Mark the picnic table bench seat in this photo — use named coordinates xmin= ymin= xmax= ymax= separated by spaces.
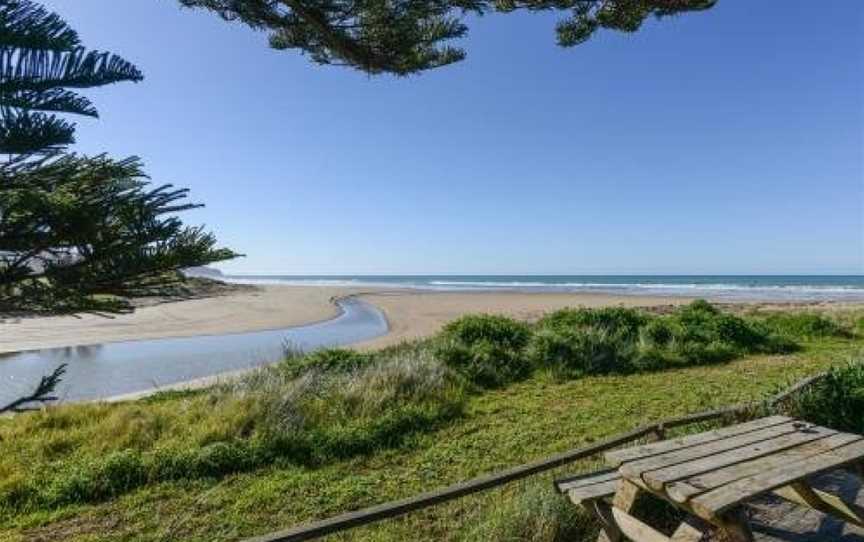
xmin=554 ymin=415 xmax=864 ymax=542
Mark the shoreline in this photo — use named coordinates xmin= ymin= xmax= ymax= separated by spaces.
xmin=0 ymin=285 xmax=358 ymax=354
xmin=3 ymin=284 xmax=861 ymax=355
xmin=3 ymin=286 xmax=844 ymax=403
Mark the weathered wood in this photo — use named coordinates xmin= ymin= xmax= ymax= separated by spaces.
xmin=555 ymin=467 xmax=619 ymax=493
xmin=664 ymin=432 xmax=862 ymax=503
xmin=611 ymin=507 xmax=674 ymax=542
xmin=605 ymin=416 xmax=791 ymax=467
xmin=640 ymin=426 xmax=838 ymax=492
xmin=593 ymin=500 xmax=623 ymax=542
xmin=566 ymin=480 xmax=619 ymax=504
xmin=690 ymin=439 xmax=864 ymax=520
xmin=619 ymin=422 xmax=803 ymax=480
xmin=773 ymin=481 xmax=864 ymax=527
xmin=613 ymin=478 xmax=642 ymax=512
xmin=669 ymin=517 xmax=707 ymax=542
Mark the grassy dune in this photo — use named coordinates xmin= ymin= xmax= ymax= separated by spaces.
xmin=1 ymin=303 xmax=862 ymax=541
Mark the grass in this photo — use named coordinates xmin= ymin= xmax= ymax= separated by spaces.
xmin=0 ymin=302 xmax=862 ymax=541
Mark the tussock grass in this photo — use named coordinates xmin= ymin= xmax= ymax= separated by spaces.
xmin=0 ymin=348 xmax=465 ymax=514
xmin=782 ymin=358 xmax=864 ymax=434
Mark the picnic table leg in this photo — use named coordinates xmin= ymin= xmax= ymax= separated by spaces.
xmin=669 ymin=516 xmax=706 ymax=541
xmin=592 ymin=501 xmax=623 ymax=542
xmin=592 ymin=480 xmax=643 ymax=542
xmin=773 ymin=480 xmax=864 ymax=527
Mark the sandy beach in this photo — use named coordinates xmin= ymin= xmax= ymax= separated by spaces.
xmin=0 ymin=283 xmax=700 ymax=354
xmin=0 ymin=285 xmax=354 ymax=353
xmin=5 ymin=283 xmax=857 ymax=355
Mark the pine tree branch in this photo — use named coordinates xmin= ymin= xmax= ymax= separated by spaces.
xmin=0 ymin=109 xmax=74 ymax=154
xmin=0 ymin=89 xmax=97 ymax=117
xmin=0 ymin=0 xmax=79 ymax=52
xmin=0 ymin=364 xmax=67 ymax=414
xmin=0 ymin=48 xmax=143 ymax=95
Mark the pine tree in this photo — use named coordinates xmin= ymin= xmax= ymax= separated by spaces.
xmin=0 ymin=1 xmax=238 ymax=412
xmin=179 ymin=0 xmax=717 ymax=76
xmin=0 ymin=0 xmax=143 ymax=153
xmin=0 ymin=1 xmax=238 ymax=314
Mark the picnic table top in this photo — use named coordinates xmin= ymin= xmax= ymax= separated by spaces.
xmin=603 ymin=415 xmax=864 ymax=522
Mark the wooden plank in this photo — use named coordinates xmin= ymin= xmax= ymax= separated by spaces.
xmin=690 ymin=438 xmax=864 ymax=520
xmin=640 ymin=425 xmax=838 ymax=491
xmin=774 ymin=482 xmax=864 ymax=527
xmin=605 ymin=416 xmax=791 ymax=467
xmin=612 ymin=478 xmax=642 ymax=512
xmin=665 ymin=432 xmax=862 ymax=503
xmin=610 ymin=507 xmax=673 ymax=542
xmin=555 ymin=468 xmax=619 ymax=493
xmin=669 ymin=518 xmax=706 ymax=542
xmin=566 ymin=480 xmax=619 ymax=504
xmin=620 ymin=421 xmax=804 ymax=480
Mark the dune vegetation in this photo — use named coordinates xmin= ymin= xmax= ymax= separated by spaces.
xmin=2 ymin=301 xmax=863 ymax=541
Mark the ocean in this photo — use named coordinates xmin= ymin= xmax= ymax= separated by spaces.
xmin=223 ymin=275 xmax=864 ymax=302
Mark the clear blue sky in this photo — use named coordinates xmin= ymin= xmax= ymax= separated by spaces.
xmin=44 ymin=1 xmax=863 ymax=275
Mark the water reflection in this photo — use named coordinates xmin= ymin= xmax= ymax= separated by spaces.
xmin=0 ymin=298 xmax=387 ymax=404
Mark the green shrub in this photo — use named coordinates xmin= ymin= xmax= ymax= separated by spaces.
xmin=672 ymin=340 xmax=739 ymax=365
xmin=435 ymin=315 xmax=532 ymax=387
xmin=639 ymin=318 xmax=675 ymax=347
xmin=786 ymin=361 xmax=864 ymax=434
xmin=762 ymin=312 xmax=850 ymax=340
xmin=280 ymin=348 xmax=373 ymax=377
xmin=669 ymin=300 xmax=794 ymax=357
xmin=528 ymin=327 xmax=634 ymax=379
xmin=441 ymin=314 xmax=531 ymax=349
xmin=538 ymin=307 xmax=647 ymax=338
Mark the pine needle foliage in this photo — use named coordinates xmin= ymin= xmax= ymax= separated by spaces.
xmin=179 ymin=0 xmax=717 ymax=75
xmin=0 ymin=0 xmax=143 ymax=153
xmin=0 ymin=2 xmax=237 ymax=314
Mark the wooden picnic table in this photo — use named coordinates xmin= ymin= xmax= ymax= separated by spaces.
xmin=556 ymin=415 xmax=864 ymax=541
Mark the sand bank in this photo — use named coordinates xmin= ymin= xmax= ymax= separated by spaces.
xmin=0 ymin=285 xmax=355 ymax=353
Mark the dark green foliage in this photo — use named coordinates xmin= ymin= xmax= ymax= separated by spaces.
xmin=537 ymin=306 xmax=647 ymax=338
xmin=668 ymin=301 xmax=796 ymax=358
xmin=786 ymin=361 xmax=864 ymax=434
xmin=528 ymin=301 xmax=800 ymax=380
xmin=180 ymin=0 xmax=717 ymax=75
xmin=761 ymin=312 xmax=850 ymax=340
xmin=435 ymin=314 xmax=532 ymax=387
xmin=0 ymin=155 xmax=237 ymax=312
xmin=0 ymin=2 xmax=237 ymax=314
xmin=0 ymin=1 xmax=143 ymax=154
xmin=528 ymin=327 xmax=632 ymax=378
xmin=281 ymin=348 xmax=372 ymax=377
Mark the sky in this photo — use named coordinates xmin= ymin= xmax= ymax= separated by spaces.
xmin=43 ymin=0 xmax=864 ymax=275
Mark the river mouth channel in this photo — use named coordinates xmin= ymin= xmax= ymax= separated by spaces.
xmin=0 ymin=297 xmax=388 ymax=404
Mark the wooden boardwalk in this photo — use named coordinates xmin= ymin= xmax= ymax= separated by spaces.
xmin=751 ymin=470 xmax=864 ymax=541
